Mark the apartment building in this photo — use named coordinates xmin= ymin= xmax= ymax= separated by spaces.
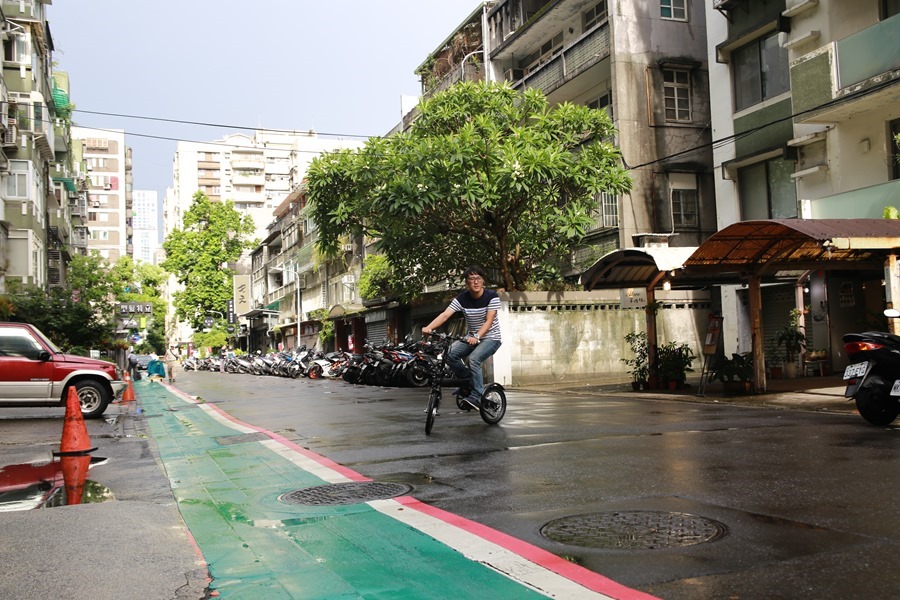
xmin=483 ymin=0 xmax=716 ymax=253
xmin=166 ymin=130 xmax=364 ymax=349
xmin=132 ymin=189 xmax=159 ymax=265
xmin=168 ymin=130 xmax=363 ymax=242
xmin=1 ymin=1 xmax=86 ymax=292
xmin=706 ymin=0 xmax=900 ymax=361
xmin=71 ymin=127 xmax=131 ymax=261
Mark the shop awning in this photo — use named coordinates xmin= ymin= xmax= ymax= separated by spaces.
xmin=683 ymin=218 xmax=900 ymax=275
xmin=52 ymin=177 xmax=77 ymax=193
xmin=581 ymin=246 xmax=698 ymax=290
xmin=327 ymin=304 xmax=368 ymax=320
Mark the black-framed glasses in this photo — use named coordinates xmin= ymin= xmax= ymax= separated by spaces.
xmin=466 ymin=276 xmax=484 ymax=283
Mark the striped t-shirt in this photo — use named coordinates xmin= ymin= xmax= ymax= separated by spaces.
xmin=449 ymin=289 xmax=501 ymax=341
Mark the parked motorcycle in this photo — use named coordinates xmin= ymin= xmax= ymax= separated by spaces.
xmin=842 ymin=308 xmax=900 ymax=425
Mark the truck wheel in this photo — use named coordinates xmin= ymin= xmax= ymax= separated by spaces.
xmin=74 ymin=381 xmax=110 ymax=419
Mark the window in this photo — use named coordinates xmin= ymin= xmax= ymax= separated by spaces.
xmin=3 ymin=33 xmax=28 ymax=63
xmin=588 ymin=91 xmax=614 ymax=120
xmin=884 ymin=0 xmax=900 ymax=19
xmin=0 ymin=329 xmax=44 ymax=359
xmin=584 ymin=1 xmax=608 ymax=30
xmin=90 ymin=230 xmax=110 ymax=241
xmin=5 ymin=160 xmax=30 ymax=199
xmin=733 ymin=32 xmax=790 ymax=111
xmin=661 ymin=0 xmax=687 ymax=20
xmin=594 ymin=191 xmax=619 ymax=228
xmin=524 ymin=32 xmax=563 ymax=74
xmin=663 ymin=69 xmax=691 ymax=122
xmin=669 ymin=174 xmax=698 ymax=227
xmin=738 ymin=158 xmax=797 ymax=219
xmin=890 ymin=118 xmax=900 ymax=180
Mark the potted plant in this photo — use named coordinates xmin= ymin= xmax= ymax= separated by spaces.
xmin=657 ymin=341 xmax=695 ymax=389
xmin=775 ymin=309 xmax=807 ymax=378
xmin=711 ymin=352 xmax=754 ymax=394
xmin=621 ymin=331 xmax=649 ymax=390
xmin=765 ymin=337 xmax=783 ymax=379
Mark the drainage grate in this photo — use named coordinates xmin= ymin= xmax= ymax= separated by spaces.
xmin=541 ymin=511 xmax=728 ymax=550
xmin=280 ymin=482 xmax=413 ymax=506
xmin=214 ymin=432 xmax=270 ymax=446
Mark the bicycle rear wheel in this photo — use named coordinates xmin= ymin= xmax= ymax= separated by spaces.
xmin=479 ymin=384 xmax=506 ymax=425
xmin=425 ymin=390 xmax=440 ymax=434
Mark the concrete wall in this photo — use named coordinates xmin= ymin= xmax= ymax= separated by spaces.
xmin=493 ymin=290 xmax=714 ymax=386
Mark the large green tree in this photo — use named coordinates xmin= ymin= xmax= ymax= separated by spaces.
xmin=306 ymin=81 xmax=631 ymax=295
xmin=161 ymin=192 xmax=255 ymax=329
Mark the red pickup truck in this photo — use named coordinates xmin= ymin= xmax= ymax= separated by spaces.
xmin=0 ymin=322 xmax=126 ymax=418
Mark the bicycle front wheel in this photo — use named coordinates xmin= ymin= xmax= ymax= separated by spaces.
xmin=425 ymin=390 xmax=440 ymax=435
xmin=479 ymin=384 xmax=506 ymax=425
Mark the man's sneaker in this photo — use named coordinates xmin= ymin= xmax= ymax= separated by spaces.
xmin=462 ymin=394 xmax=481 ymax=409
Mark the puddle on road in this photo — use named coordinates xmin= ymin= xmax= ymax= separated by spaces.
xmin=0 ymin=456 xmax=115 ymax=511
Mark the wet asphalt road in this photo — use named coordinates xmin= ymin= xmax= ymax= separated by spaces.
xmin=173 ymin=369 xmax=900 ymax=600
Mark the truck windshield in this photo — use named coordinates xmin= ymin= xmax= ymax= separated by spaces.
xmin=30 ymin=326 xmax=62 ymax=354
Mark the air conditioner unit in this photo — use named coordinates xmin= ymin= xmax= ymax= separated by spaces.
xmin=91 ymin=201 xmax=100 ymax=208
xmin=503 ymin=68 xmax=524 ymax=81
xmin=104 ymin=184 xmax=111 ymax=190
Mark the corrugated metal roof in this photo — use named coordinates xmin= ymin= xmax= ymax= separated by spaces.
xmin=582 ymin=219 xmax=900 ymax=291
xmin=581 ymin=246 xmax=697 ymax=290
xmin=684 ymin=219 xmax=900 ymax=274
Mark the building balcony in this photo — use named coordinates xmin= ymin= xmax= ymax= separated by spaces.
xmin=232 ymin=190 xmax=265 ymax=203
xmin=33 ymin=116 xmax=55 ymax=161
xmin=802 ymin=179 xmax=900 ymax=219
xmin=231 ymin=158 xmax=266 ymax=170
xmin=234 ymin=173 xmax=265 ymax=186
xmin=510 ymin=22 xmax=610 ymax=98
xmin=53 ymin=119 xmax=70 ymax=153
xmin=791 ymin=13 xmax=900 ymax=124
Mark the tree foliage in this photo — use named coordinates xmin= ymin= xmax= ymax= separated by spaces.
xmin=2 ymin=282 xmax=111 ymax=354
xmin=357 ymin=254 xmax=395 ymax=301
xmin=161 ymin=192 xmax=256 ymax=329
xmin=306 ymin=81 xmax=631 ymax=295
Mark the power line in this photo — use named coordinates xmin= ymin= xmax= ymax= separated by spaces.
xmin=71 ymin=108 xmax=376 ymax=140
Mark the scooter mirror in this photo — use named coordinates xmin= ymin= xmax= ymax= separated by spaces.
xmin=884 ymin=308 xmax=900 ymax=318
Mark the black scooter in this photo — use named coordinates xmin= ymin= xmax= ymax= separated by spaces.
xmin=842 ymin=308 xmax=900 ymax=426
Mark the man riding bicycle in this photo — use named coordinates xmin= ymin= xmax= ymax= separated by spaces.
xmin=422 ymin=265 xmax=502 ymax=409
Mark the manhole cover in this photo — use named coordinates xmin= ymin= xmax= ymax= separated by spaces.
xmin=280 ymin=482 xmax=413 ymax=506
xmin=214 ymin=432 xmax=270 ymax=446
xmin=541 ymin=511 xmax=727 ymax=550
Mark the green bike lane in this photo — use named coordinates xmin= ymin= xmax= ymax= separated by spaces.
xmin=137 ymin=381 xmax=656 ymax=599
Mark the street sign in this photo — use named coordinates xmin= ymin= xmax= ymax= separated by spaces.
xmin=226 ymin=325 xmax=235 ymax=333
xmin=203 ymin=317 xmax=215 ymax=327
xmin=130 ymin=334 xmax=142 ymax=343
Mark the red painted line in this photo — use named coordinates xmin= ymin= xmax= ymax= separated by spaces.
xmin=201 ymin=399 xmax=371 ymax=483
xmin=393 ymin=496 xmax=658 ymax=600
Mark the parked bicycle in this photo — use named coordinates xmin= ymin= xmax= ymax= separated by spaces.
xmin=422 ymin=332 xmax=506 ymax=435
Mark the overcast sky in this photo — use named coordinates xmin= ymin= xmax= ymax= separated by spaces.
xmin=49 ymin=1 xmax=481 ymax=200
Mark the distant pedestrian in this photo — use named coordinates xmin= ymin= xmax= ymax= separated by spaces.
xmin=164 ymin=343 xmax=179 ymax=383
xmin=220 ymin=346 xmax=227 ymax=373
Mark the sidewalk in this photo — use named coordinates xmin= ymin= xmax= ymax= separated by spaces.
xmin=514 ymin=374 xmax=855 ymax=415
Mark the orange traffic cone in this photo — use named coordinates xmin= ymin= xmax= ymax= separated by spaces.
xmin=60 ymin=454 xmax=92 ymax=505
xmin=120 ymin=372 xmax=135 ymax=403
xmin=53 ymin=386 xmax=98 ymax=456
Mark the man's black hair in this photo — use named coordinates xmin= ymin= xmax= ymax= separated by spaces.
xmin=463 ymin=265 xmax=487 ymax=281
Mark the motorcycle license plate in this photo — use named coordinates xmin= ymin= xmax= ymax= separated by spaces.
xmin=891 ymin=380 xmax=900 ymax=397
xmin=843 ymin=362 xmax=868 ymax=380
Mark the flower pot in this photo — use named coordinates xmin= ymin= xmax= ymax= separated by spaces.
xmin=784 ymin=362 xmax=797 ymax=379
xmin=667 ymin=380 xmax=677 ymax=390
xmin=770 ymin=366 xmax=782 ymax=379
